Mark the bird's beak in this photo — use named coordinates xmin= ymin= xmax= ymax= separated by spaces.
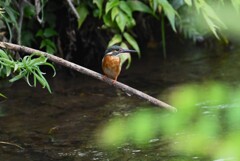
xmin=120 ymin=49 xmax=137 ymax=54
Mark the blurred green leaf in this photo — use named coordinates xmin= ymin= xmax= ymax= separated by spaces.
xmin=103 ymin=12 xmax=115 ymax=27
xmin=108 ymin=34 xmax=122 ymax=47
xmin=93 ymin=0 xmax=104 ymax=17
xmin=106 ymin=0 xmax=119 ymax=14
xmin=128 ymin=110 xmax=156 ymax=143
xmin=119 ymin=1 xmax=132 ymax=17
xmin=231 ymin=0 xmax=240 ymax=11
xmin=98 ymin=118 xmax=126 ymax=146
xmin=0 ymin=93 xmax=6 ymax=98
xmin=40 ymin=39 xmax=56 ymax=54
xmin=149 ymin=0 xmax=158 ymax=12
xmin=116 ymin=11 xmax=126 ymax=32
xmin=184 ymin=0 xmax=192 ymax=6
xmin=126 ymin=0 xmax=152 ymax=14
xmin=77 ymin=4 xmax=89 ymax=28
xmin=123 ymin=32 xmax=140 ymax=54
xmin=46 ymin=46 xmax=55 ymax=54
xmin=120 ymin=42 xmax=131 ymax=69
xmin=43 ymin=28 xmax=58 ymax=37
xmin=36 ymin=29 xmax=44 ymax=37
xmin=24 ymin=4 xmax=35 ymax=18
xmin=111 ymin=7 xmax=119 ymax=21
xmin=0 ymin=49 xmax=9 ymax=59
xmin=158 ymin=0 xmax=178 ymax=32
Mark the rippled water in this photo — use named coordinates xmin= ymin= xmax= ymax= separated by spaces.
xmin=1 ymin=43 xmax=239 ymax=160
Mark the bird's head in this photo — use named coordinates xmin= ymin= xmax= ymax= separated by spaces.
xmin=104 ymin=45 xmax=137 ymax=56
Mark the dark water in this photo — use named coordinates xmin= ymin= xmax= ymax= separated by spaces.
xmin=0 ymin=43 xmax=239 ymax=161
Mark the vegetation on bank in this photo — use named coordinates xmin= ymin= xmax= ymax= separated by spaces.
xmin=0 ymin=0 xmax=239 ymax=92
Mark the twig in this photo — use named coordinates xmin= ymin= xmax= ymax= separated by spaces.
xmin=0 ymin=141 xmax=24 ymax=150
xmin=66 ymin=0 xmax=80 ymax=19
xmin=0 ymin=42 xmax=177 ymax=112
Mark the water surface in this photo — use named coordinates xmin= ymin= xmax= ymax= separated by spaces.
xmin=0 ymin=43 xmax=239 ymax=160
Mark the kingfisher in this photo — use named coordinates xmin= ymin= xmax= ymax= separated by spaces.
xmin=102 ymin=45 xmax=137 ymax=82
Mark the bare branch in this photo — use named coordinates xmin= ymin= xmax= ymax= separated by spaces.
xmin=66 ymin=0 xmax=80 ymax=19
xmin=0 ymin=141 xmax=24 ymax=150
xmin=0 ymin=42 xmax=177 ymax=112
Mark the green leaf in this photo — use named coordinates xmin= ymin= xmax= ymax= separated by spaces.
xmin=29 ymin=56 xmax=46 ymax=66
xmin=93 ymin=0 xmax=104 ymax=17
xmin=0 ymin=93 xmax=6 ymax=98
xmin=111 ymin=7 xmax=119 ymax=21
xmin=36 ymin=29 xmax=44 ymax=37
xmin=0 ymin=57 xmax=14 ymax=66
xmin=4 ymin=6 xmax=18 ymax=28
xmin=105 ymin=0 xmax=119 ymax=14
xmin=108 ymin=34 xmax=122 ymax=47
xmin=119 ymin=1 xmax=132 ymax=17
xmin=14 ymin=63 xmax=18 ymax=72
xmin=43 ymin=28 xmax=58 ymax=37
xmin=44 ymin=62 xmax=56 ymax=77
xmin=0 ymin=49 xmax=9 ymax=59
xmin=116 ymin=11 xmax=127 ymax=32
xmin=203 ymin=13 xmax=219 ymax=39
xmin=158 ymin=0 xmax=178 ymax=32
xmin=46 ymin=46 xmax=55 ymax=54
xmin=103 ymin=12 xmax=113 ymax=27
xmin=123 ymin=32 xmax=140 ymax=55
xmin=126 ymin=0 xmax=152 ymax=14
xmin=232 ymin=0 xmax=240 ymax=11
xmin=126 ymin=16 xmax=136 ymax=28
xmin=149 ymin=0 xmax=158 ymax=12
xmin=77 ymin=4 xmax=89 ymax=28
xmin=40 ymin=39 xmax=56 ymax=53
xmin=120 ymin=42 xmax=131 ymax=69
xmin=24 ymin=3 xmax=36 ymax=18
xmin=184 ymin=0 xmax=192 ymax=6
xmin=5 ymin=66 xmax=11 ymax=76
xmin=9 ymin=71 xmax=26 ymax=82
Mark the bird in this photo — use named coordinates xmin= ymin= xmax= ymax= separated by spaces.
xmin=102 ymin=45 xmax=137 ymax=83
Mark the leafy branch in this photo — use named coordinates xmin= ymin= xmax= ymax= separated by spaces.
xmin=0 ymin=49 xmax=56 ymax=93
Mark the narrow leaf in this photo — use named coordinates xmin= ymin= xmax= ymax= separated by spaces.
xmin=108 ymin=34 xmax=122 ymax=47
xmin=93 ymin=0 xmax=104 ymax=17
xmin=120 ymin=42 xmax=131 ymax=69
xmin=158 ymin=0 xmax=178 ymax=32
xmin=149 ymin=0 xmax=158 ymax=12
xmin=0 ymin=49 xmax=9 ymax=59
xmin=123 ymin=32 xmax=140 ymax=55
xmin=0 ymin=93 xmax=6 ymax=98
xmin=9 ymin=71 xmax=26 ymax=82
xmin=126 ymin=0 xmax=152 ymax=14
xmin=77 ymin=4 xmax=89 ymax=28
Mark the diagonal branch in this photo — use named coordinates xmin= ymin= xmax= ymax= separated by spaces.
xmin=0 ymin=141 xmax=24 ymax=149
xmin=0 ymin=42 xmax=177 ymax=112
xmin=66 ymin=0 xmax=80 ymax=19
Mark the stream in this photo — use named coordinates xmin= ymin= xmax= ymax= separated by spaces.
xmin=0 ymin=42 xmax=239 ymax=161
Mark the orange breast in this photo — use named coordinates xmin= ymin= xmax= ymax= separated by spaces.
xmin=102 ymin=55 xmax=121 ymax=80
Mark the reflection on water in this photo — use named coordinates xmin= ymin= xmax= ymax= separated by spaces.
xmin=0 ymin=43 xmax=240 ymax=160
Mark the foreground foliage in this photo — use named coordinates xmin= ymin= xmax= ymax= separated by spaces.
xmin=97 ymin=82 xmax=240 ymax=160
